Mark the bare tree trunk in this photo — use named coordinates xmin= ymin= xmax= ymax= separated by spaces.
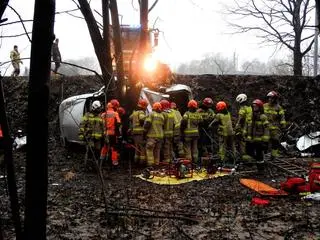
xmin=78 ymin=0 xmax=113 ymax=88
xmin=293 ymin=50 xmax=303 ymax=76
xmin=24 ymin=0 xmax=55 ymax=239
xmin=110 ymin=0 xmax=125 ymax=101
xmin=293 ymin=1 xmax=303 ymax=76
xmin=140 ymin=0 xmax=149 ymax=56
xmin=102 ymin=0 xmax=114 ymax=95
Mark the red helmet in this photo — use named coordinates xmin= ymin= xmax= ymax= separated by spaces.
xmin=160 ymin=99 xmax=170 ymax=110
xmin=216 ymin=101 xmax=227 ymax=112
xmin=170 ymin=102 xmax=177 ymax=109
xmin=252 ymin=99 xmax=264 ymax=108
xmin=187 ymin=100 xmax=198 ymax=109
xmin=110 ymin=99 xmax=120 ymax=109
xmin=267 ymin=91 xmax=278 ymax=98
xmin=137 ymin=99 xmax=148 ymax=109
xmin=117 ymin=107 xmax=126 ymax=115
xmin=152 ymin=102 xmax=162 ymax=111
xmin=203 ymin=97 xmax=213 ymax=107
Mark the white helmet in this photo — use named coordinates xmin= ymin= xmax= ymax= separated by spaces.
xmin=91 ymin=100 xmax=101 ymax=111
xmin=267 ymin=91 xmax=278 ymax=98
xmin=236 ymin=93 xmax=247 ymax=103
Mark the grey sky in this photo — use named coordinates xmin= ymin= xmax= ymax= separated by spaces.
xmin=0 ymin=0 xmax=298 ymax=75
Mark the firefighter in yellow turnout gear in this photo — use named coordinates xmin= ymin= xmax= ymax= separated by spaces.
xmin=209 ymin=101 xmax=235 ymax=164
xmin=144 ymin=102 xmax=164 ymax=166
xmin=160 ymin=100 xmax=176 ymax=162
xmin=171 ymin=102 xmax=184 ymax=157
xmin=244 ymin=99 xmax=270 ymax=170
xmin=181 ymin=100 xmax=202 ymax=163
xmin=197 ymin=98 xmax=215 ymax=158
xmin=79 ymin=101 xmax=105 ymax=161
xmin=235 ymin=93 xmax=252 ymax=161
xmin=129 ymin=99 xmax=148 ymax=165
xmin=263 ymin=91 xmax=286 ymax=159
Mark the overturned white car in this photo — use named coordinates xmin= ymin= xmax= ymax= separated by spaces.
xmin=59 ymin=84 xmax=192 ymax=146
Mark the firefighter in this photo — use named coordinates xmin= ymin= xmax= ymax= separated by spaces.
xmin=10 ymin=45 xmax=23 ymax=77
xmin=181 ymin=100 xmax=202 ymax=163
xmin=144 ymin=102 xmax=164 ymax=166
xmin=100 ymin=102 xmax=121 ymax=165
xmin=160 ymin=99 xmax=175 ymax=162
xmin=79 ymin=101 xmax=104 ymax=163
xmin=209 ymin=101 xmax=235 ymax=164
xmin=110 ymin=99 xmax=120 ymax=111
xmin=244 ymin=99 xmax=270 ymax=170
xmin=117 ymin=106 xmax=127 ymax=141
xmin=171 ymin=102 xmax=184 ymax=157
xmin=129 ymin=99 xmax=148 ymax=165
xmin=197 ymin=97 xmax=215 ymax=158
xmin=263 ymin=91 xmax=286 ymax=159
xmin=235 ymin=93 xmax=252 ymax=161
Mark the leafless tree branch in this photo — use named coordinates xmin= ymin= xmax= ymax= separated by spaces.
xmin=213 ymin=59 xmax=225 ymax=75
xmin=301 ymin=34 xmax=315 ymax=42
xmin=94 ymin=9 xmax=102 ymax=18
xmin=72 ymin=0 xmax=80 ymax=9
xmin=8 ymin=5 xmax=31 ymax=42
xmin=66 ymin=11 xmax=85 ymax=20
xmin=302 ymin=38 xmax=314 ymax=56
xmin=148 ymin=0 xmax=159 ymax=12
xmin=0 ymin=32 xmax=32 ymax=38
xmin=0 ymin=19 xmax=33 ymax=27
xmin=55 ymin=8 xmax=80 ymax=15
xmin=131 ymin=0 xmax=139 ymax=11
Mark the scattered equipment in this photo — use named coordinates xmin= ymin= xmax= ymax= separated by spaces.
xmin=240 ymin=178 xmax=288 ymax=196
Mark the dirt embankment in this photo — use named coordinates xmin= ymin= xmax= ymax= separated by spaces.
xmin=175 ymin=74 xmax=320 ymax=123
xmin=3 ymin=74 xmax=320 ymax=131
xmin=1 ymin=75 xmax=320 ymax=239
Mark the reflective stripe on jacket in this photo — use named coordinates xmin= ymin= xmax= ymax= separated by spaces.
xmin=235 ymin=105 xmax=252 ymax=133
xmin=144 ymin=112 xmax=164 ymax=138
xmin=172 ymin=109 xmax=182 ymax=135
xmin=129 ymin=110 xmax=146 ymax=135
xmin=163 ymin=110 xmax=175 ymax=137
xmin=79 ymin=112 xmax=104 ymax=140
xmin=244 ymin=113 xmax=270 ymax=142
xmin=101 ymin=108 xmax=121 ymax=136
xmin=263 ymin=103 xmax=286 ymax=129
xmin=181 ymin=111 xmax=202 ymax=137
xmin=215 ymin=112 xmax=234 ymax=137
xmin=197 ymin=108 xmax=215 ymax=127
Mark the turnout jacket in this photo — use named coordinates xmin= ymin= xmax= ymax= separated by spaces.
xmin=79 ymin=112 xmax=104 ymax=141
xmin=244 ymin=112 xmax=270 ymax=142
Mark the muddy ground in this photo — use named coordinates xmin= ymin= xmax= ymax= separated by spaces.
xmin=0 ymin=75 xmax=320 ymax=239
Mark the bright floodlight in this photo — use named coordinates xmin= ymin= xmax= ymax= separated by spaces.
xmin=143 ymin=56 xmax=157 ymax=72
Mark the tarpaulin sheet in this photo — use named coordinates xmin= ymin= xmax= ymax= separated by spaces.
xmin=135 ymin=169 xmax=229 ymax=185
